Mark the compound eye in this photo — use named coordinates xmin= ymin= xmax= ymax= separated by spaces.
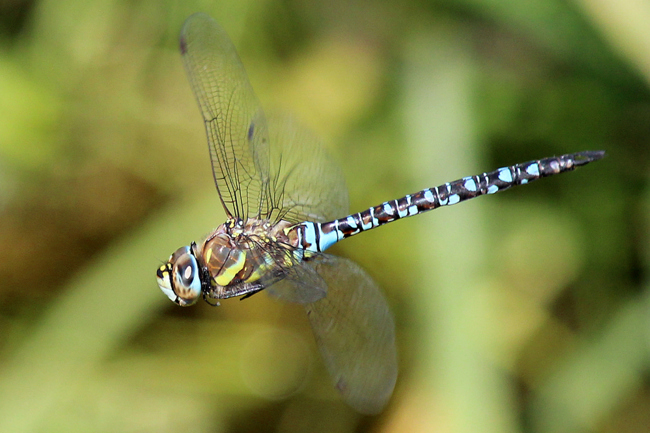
xmin=172 ymin=252 xmax=202 ymax=306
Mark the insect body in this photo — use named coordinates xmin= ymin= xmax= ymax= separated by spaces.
xmin=156 ymin=12 xmax=604 ymax=414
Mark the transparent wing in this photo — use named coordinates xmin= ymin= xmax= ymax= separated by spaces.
xmin=266 ymin=114 xmax=349 ymax=223
xmin=253 ymin=245 xmax=329 ymax=304
xmin=270 ymin=255 xmax=397 ymax=414
xmin=181 ymin=14 xmax=348 ymax=223
xmin=180 ymin=13 xmax=270 ymax=220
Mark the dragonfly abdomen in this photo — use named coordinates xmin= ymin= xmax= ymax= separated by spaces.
xmin=296 ymin=151 xmax=604 ymax=253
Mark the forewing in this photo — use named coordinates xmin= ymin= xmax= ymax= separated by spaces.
xmin=180 ymin=13 xmax=270 ymax=219
xmin=265 ymin=114 xmax=349 ymax=224
xmin=305 ymin=255 xmax=397 ymax=414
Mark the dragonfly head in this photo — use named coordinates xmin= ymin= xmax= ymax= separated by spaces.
xmin=157 ymin=243 xmax=202 ymax=306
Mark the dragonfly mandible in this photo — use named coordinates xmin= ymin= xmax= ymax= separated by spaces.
xmin=156 ymin=12 xmax=605 ymax=414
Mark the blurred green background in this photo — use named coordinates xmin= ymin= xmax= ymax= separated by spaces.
xmin=0 ymin=0 xmax=648 ymax=432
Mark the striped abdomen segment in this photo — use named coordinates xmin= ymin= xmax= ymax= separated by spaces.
xmin=295 ymin=151 xmax=604 ymax=253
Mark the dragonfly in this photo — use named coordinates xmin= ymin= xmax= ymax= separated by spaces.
xmin=156 ymin=12 xmax=604 ymax=414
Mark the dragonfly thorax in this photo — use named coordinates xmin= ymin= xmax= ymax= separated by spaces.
xmin=157 ymin=218 xmax=302 ymax=306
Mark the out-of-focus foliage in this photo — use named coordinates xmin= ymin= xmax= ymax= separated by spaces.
xmin=0 ymin=0 xmax=648 ymax=432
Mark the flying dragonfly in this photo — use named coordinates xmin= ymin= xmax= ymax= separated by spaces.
xmin=156 ymin=12 xmax=604 ymax=414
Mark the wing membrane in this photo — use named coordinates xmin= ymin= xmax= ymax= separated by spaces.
xmin=181 ymin=14 xmax=348 ymax=224
xmin=269 ymin=255 xmax=397 ymax=414
xmin=307 ymin=255 xmax=396 ymax=414
xmin=266 ymin=114 xmax=348 ymax=223
xmin=180 ymin=13 xmax=270 ymax=219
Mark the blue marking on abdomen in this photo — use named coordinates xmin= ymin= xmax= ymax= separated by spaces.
xmin=463 ymin=177 xmax=477 ymax=192
xmin=526 ymin=163 xmax=540 ymax=176
xmin=498 ymin=167 xmax=513 ymax=183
